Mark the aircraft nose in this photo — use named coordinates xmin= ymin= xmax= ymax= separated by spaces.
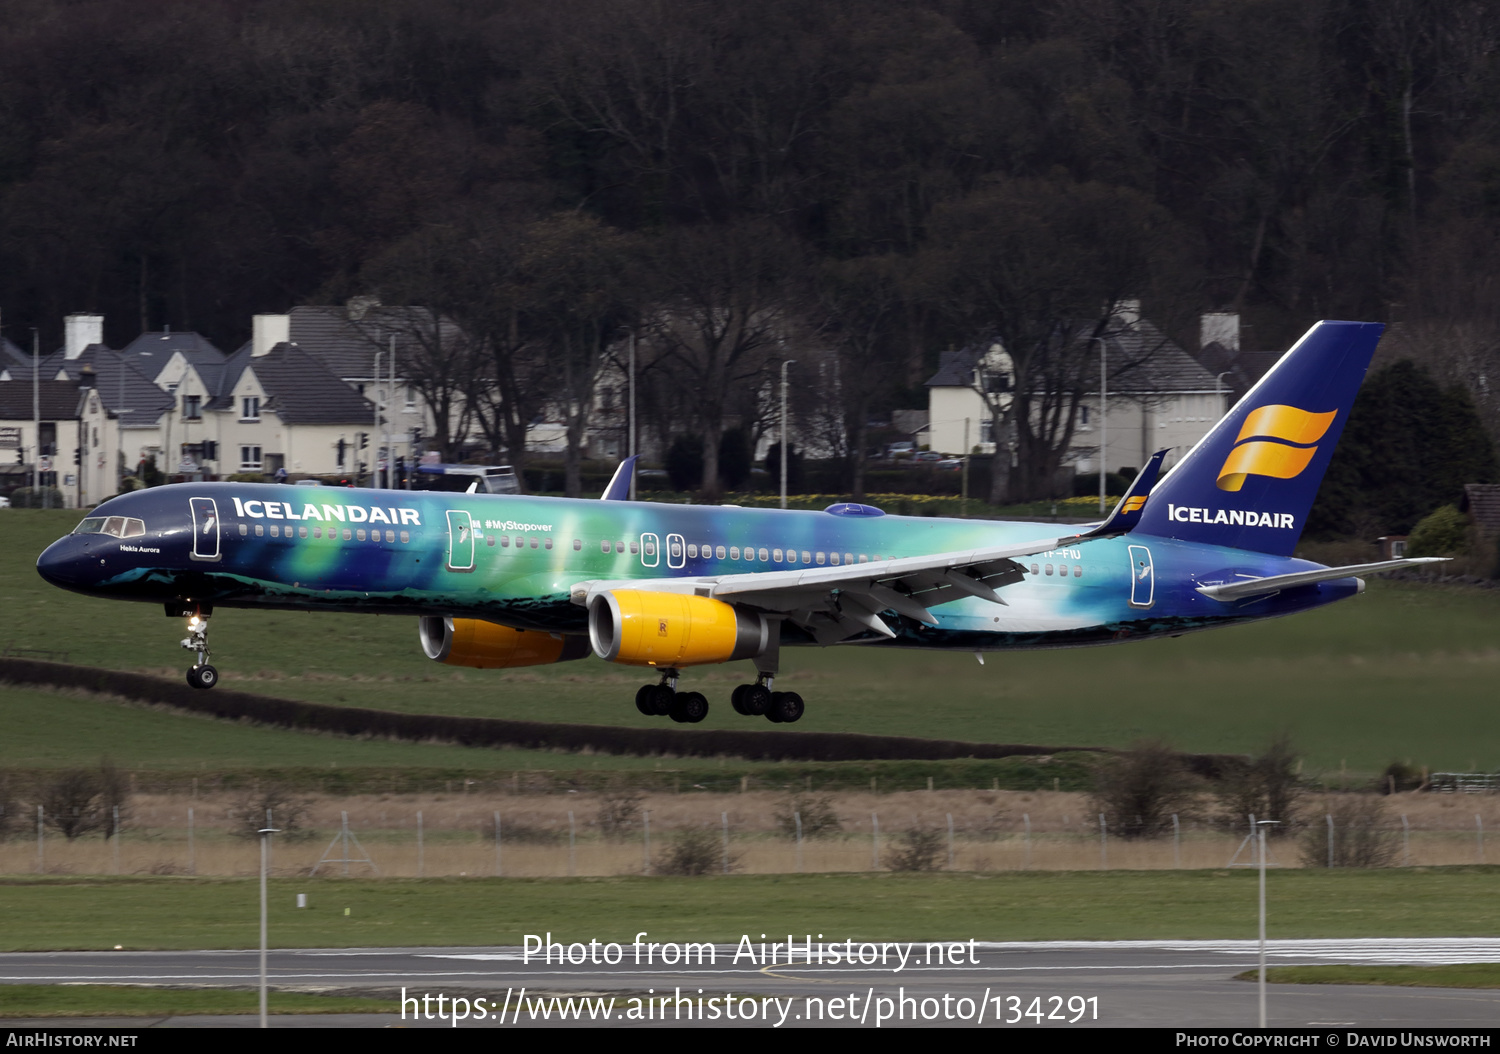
xmin=36 ymin=537 xmax=87 ymax=588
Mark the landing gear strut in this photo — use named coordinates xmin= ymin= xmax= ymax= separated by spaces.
xmin=729 ymin=622 xmax=803 ymax=723
xmin=177 ymin=606 xmax=218 ymax=690
xmin=633 ymin=669 xmax=708 ymax=723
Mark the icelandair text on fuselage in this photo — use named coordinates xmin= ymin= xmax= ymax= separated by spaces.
xmin=231 ymin=496 xmax=420 ymax=526
xmin=1167 ymin=504 xmax=1295 ymax=529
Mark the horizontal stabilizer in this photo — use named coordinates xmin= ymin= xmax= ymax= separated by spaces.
xmin=1196 ymin=557 xmax=1449 ymax=602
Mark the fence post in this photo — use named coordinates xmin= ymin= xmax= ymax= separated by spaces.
xmin=795 ymin=812 xmax=803 ymax=873
xmin=643 ymin=811 xmax=650 ymax=875
xmin=1401 ymin=814 xmax=1410 ymax=867
xmin=1099 ymin=813 xmax=1108 ymax=869
xmin=494 ymin=811 xmax=502 ymax=876
xmin=36 ymin=806 xmax=43 ymax=874
xmin=568 ymin=810 xmax=576 ymax=877
xmin=112 ymin=806 xmax=121 ymax=875
xmin=1478 ymin=815 xmax=1485 ymax=864
xmin=722 ymin=811 xmax=729 ymax=874
xmin=417 ymin=810 xmax=424 ymax=878
xmin=871 ymin=812 xmax=879 ymax=870
xmin=1023 ymin=813 xmax=1031 ymax=870
xmin=1327 ymin=814 xmax=1335 ymax=868
xmin=1172 ymin=814 xmax=1181 ymax=868
xmin=947 ymin=813 xmax=955 ymax=871
xmin=189 ymin=807 xmax=195 ymax=876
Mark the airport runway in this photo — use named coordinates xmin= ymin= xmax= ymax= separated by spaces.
xmin=3 ymin=939 xmax=1500 ymax=1027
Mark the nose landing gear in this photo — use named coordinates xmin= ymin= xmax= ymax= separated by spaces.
xmin=174 ymin=604 xmax=218 ymax=690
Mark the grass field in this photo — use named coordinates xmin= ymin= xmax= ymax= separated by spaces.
xmin=1249 ymin=965 xmax=1500 ymax=989
xmin=2 ymin=868 xmax=1500 ymax=950
xmin=6 ymin=509 xmax=1500 ymax=774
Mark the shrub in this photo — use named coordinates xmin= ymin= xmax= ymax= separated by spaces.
xmin=1407 ymin=504 xmax=1470 ymax=557
xmin=596 ymin=786 xmax=644 ymax=839
xmin=1298 ymin=796 xmax=1401 ymax=868
xmin=36 ymin=760 xmax=129 ymax=841
xmin=8 ymin=487 xmax=66 ymax=509
xmin=1089 ymin=740 xmax=1203 ymax=839
xmin=887 ymin=828 xmax=945 ymax=871
xmin=658 ymin=827 xmax=732 ymax=876
xmin=774 ymin=794 xmax=841 ymax=838
xmin=1216 ymin=733 xmax=1305 ymax=836
xmin=229 ymin=784 xmax=314 ymax=841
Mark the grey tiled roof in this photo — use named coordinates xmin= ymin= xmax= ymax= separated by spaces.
xmin=288 ymin=304 xmax=461 ymax=379
xmin=236 ymin=343 xmax=374 ymax=425
xmin=926 ymin=319 xmax=1217 ymax=395
xmin=28 ymin=347 xmax=175 ymax=424
xmin=0 ymin=379 xmax=88 ymax=419
xmin=120 ymin=331 xmax=226 ymax=382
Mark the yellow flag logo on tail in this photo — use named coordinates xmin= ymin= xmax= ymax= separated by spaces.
xmin=1121 ymin=496 xmax=1147 ymax=514
xmin=1216 ymin=405 xmax=1337 ymax=492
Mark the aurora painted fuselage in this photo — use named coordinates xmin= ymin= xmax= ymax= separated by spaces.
xmin=36 ymin=481 xmax=1356 ymax=652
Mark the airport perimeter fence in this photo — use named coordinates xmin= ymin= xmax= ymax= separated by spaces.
xmin=2 ymin=799 xmax=1497 ymax=878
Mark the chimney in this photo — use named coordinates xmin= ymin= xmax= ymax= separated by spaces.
xmin=1200 ymin=312 xmax=1240 ymax=353
xmin=252 ymin=314 xmax=290 ymax=357
xmin=65 ymin=314 xmax=103 ymax=360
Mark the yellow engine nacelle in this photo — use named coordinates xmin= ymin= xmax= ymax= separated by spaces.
xmin=419 ymin=617 xmax=590 ymax=669
xmin=587 ymin=589 xmax=769 ymax=668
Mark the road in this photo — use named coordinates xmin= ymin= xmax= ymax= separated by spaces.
xmin=3 ymin=939 xmax=1499 ymax=1027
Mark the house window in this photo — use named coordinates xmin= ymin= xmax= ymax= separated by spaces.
xmin=241 ymin=397 xmax=260 ymax=422
xmin=404 ymin=386 xmax=415 ymax=411
xmin=183 ymin=395 xmax=201 ymax=420
xmin=240 ymin=445 xmax=262 ymax=469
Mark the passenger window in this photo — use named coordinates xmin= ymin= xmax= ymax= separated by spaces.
xmin=357 ymin=529 xmax=367 ymax=541
xmin=342 ymin=529 xmax=352 ymax=541
xmin=830 ymin=553 xmax=840 ymax=566
xmin=401 ymin=531 xmax=410 ymax=544
xmin=1031 ymin=563 xmax=1039 ymax=575
xmin=730 ymin=546 xmax=740 ymax=560
xmin=816 ymin=552 xmax=826 ymax=565
xmin=1073 ymin=566 xmax=1082 ymax=578
xmin=758 ymin=548 xmax=769 ymax=562
xmin=386 ymin=530 xmax=396 ymax=543
xmin=573 ymin=538 xmax=581 ymax=551
xmin=773 ymin=549 xmax=783 ymax=562
xmin=844 ymin=553 xmax=853 ymax=565
xmin=545 ymin=538 xmax=553 ymax=550
xmin=502 ymin=536 xmax=511 ymax=547
xmin=271 ymin=525 xmax=281 ymax=538
xmin=688 ymin=544 xmax=698 ymax=558
xmin=486 ymin=535 xmax=495 ymax=546
xmin=239 ymin=524 xmax=248 ymax=537
xmin=630 ymin=542 xmax=639 ymax=555
xmin=859 ymin=554 xmax=868 ymax=563
xmin=529 ymin=538 xmax=538 ymax=549
xmin=299 ymin=526 xmax=308 ymax=539
xmin=801 ymin=551 xmax=811 ymax=564
xmin=1044 ymin=564 xmax=1052 ymax=575
xmin=255 ymin=524 xmax=264 ymax=537
xmin=716 ymin=545 xmax=727 ymax=559
xmin=1057 ymin=563 xmax=1066 ymax=576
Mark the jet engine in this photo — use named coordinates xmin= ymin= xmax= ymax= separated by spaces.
xmin=419 ymin=617 xmax=590 ymax=669
xmin=587 ymin=589 xmax=769 ymax=668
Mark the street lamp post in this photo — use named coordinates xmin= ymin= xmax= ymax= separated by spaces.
xmin=1257 ymin=819 xmax=1280 ymax=1028
xmin=780 ymin=359 xmax=796 ymax=510
xmin=258 ymin=813 xmax=281 ymax=1028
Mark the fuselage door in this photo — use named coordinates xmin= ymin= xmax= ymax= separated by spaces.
xmin=666 ymin=533 xmax=685 ymax=570
xmin=1127 ymin=544 xmax=1154 ymax=608
xmin=640 ymin=532 xmax=661 ymax=569
xmin=446 ymin=510 xmax=475 ymax=572
xmin=189 ymin=497 xmax=220 ymax=562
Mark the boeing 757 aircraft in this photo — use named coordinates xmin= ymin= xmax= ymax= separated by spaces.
xmin=36 ymin=320 xmax=1441 ymax=725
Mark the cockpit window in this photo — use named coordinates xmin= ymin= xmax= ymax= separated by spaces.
xmin=72 ymin=516 xmax=146 ymax=538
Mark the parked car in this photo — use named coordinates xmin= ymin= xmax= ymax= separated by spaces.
xmin=912 ymin=450 xmax=944 ymax=462
xmin=885 ymin=441 xmax=916 ymax=458
xmin=935 ymin=458 xmax=964 ymax=471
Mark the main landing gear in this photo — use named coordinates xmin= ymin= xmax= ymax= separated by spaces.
xmin=632 ymin=673 xmax=804 ymax=725
xmin=173 ymin=604 xmax=218 ymax=690
xmin=634 ymin=669 xmax=709 ymax=724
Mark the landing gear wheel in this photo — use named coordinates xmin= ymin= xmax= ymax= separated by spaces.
xmin=635 ymin=684 xmax=658 ymax=716
xmin=730 ymin=684 xmax=748 ymax=715
xmin=670 ymin=691 xmax=708 ymax=724
xmin=648 ymin=684 xmax=675 ymax=716
xmin=738 ymin=684 xmax=770 ymax=716
xmin=187 ymin=664 xmax=218 ymax=690
xmin=768 ymin=690 xmax=804 ymax=724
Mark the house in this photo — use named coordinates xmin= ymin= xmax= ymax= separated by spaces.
xmin=0 ymin=370 xmax=118 ymax=507
xmin=925 ymin=304 xmax=1224 ymax=478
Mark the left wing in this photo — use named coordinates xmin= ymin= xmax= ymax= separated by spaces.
xmin=573 ymin=531 xmax=1078 ymax=644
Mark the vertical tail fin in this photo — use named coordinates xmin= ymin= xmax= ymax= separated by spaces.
xmin=1133 ymin=320 xmax=1384 ymax=556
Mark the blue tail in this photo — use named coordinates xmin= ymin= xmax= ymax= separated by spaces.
xmin=1134 ymin=320 xmax=1385 ymax=556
